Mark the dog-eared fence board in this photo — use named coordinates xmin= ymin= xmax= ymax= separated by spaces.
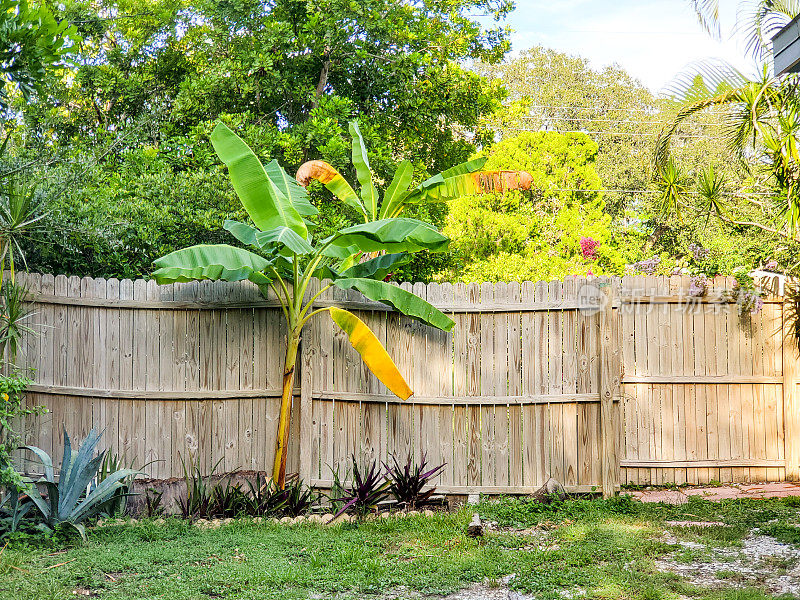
xmin=13 ymin=271 xmax=798 ymax=493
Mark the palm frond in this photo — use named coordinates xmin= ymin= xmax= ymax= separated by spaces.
xmin=689 ymin=0 xmax=722 ymax=39
xmin=655 ymin=88 xmax=745 ymax=168
xmin=736 ymin=0 xmax=800 ymax=61
xmin=656 ymin=59 xmax=763 ymax=169
xmin=662 ymin=58 xmax=749 ymax=101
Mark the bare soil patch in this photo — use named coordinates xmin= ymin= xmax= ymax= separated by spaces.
xmin=656 ymin=532 xmax=800 ymax=596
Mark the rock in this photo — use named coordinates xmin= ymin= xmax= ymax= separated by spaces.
xmin=380 ymin=511 xmax=392 ymax=519
xmin=291 ymin=515 xmax=305 ymax=524
xmin=467 ymin=513 xmax=483 ymax=538
xmin=467 ymin=494 xmax=480 ymax=505
xmin=280 ymin=516 xmax=292 ymax=524
xmin=253 ymin=517 xmax=263 ymax=523
xmin=423 ymin=509 xmax=435 ymax=517
xmin=406 ymin=510 xmax=419 ymax=517
xmin=531 ymin=478 xmax=568 ymax=504
xmin=308 ymin=514 xmax=322 ymax=524
xmin=221 ymin=518 xmax=233 ymax=524
xmin=320 ymin=513 xmax=334 ymax=524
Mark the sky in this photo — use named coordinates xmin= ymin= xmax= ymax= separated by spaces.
xmin=495 ymin=0 xmax=760 ymax=93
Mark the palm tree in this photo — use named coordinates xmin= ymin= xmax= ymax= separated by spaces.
xmin=655 ymin=65 xmax=800 ymax=239
xmin=655 ymin=3 xmax=800 ymax=239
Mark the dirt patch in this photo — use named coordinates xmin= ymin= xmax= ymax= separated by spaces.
xmin=655 ymin=533 xmax=800 ymax=596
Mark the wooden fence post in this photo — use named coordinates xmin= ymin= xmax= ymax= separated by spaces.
xmin=600 ymin=280 xmax=620 ymax=497
xmin=783 ymin=300 xmax=800 ymax=481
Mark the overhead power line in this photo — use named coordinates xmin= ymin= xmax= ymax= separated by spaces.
xmin=505 ymin=127 xmax=722 ymax=139
xmin=531 ymin=187 xmax=772 ymax=196
xmin=519 ymin=116 xmax=722 ymax=127
xmin=520 ymin=104 xmax=732 ymax=114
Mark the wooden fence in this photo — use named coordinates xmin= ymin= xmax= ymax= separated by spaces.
xmin=11 ymin=272 xmax=799 ymax=494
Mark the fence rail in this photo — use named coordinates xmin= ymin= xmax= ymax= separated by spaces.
xmin=13 ymin=271 xmax=799 ymax=494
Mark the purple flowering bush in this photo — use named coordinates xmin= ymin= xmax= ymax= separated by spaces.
xmin=631 ymin=256 xmax=661 ymax=275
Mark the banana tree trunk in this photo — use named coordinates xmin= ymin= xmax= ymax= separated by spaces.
xmin=272 ymin=333 xmax=301 ymax=488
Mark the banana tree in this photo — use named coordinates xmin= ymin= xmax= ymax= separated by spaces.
xmin=152 ymin=123 xmax=455 ymax=488
xmin=296 ymin=121 xmax=534 ymax=225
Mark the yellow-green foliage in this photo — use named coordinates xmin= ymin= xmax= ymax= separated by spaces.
xmin=438 ymin=132 xmax=626 ymax=283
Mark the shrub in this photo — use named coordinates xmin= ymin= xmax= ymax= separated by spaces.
xmin=178 ymin=456 xmax=315 ymax=519
xmin=384 ymin=453 xmax=445 ymax=510
xmin=331 ymin=456 xmax=390 ymax=518
xmin=0 ymin=372 xmax=35 ymax=490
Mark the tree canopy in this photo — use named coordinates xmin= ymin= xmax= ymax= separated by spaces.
xmin=438 ymin=131 xmax=628 ymax=283
xmin=30 ymin=0 xmax=511 ymax=173
xmin=0 ymin=0 xmax=78 ymax=115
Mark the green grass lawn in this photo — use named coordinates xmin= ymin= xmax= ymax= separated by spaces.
xmin=2 ymin=495 xmax=800 ymax=600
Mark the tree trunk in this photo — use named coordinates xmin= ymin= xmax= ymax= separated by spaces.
xmin=311 ymin=49 xmax=331 ymax=111
xmin=272 ymin=334 xmax=301 ymax=488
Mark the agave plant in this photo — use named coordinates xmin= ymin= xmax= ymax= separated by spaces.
xmin=153 ymin=123 xmax=459 ymax=488
xmin=296 ymin=121 xmax=533 ymax=224
xmin=22 ymin=429 xmax=139 ymax=539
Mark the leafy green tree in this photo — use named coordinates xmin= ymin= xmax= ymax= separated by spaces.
xmin=13 ymin=0 xmax=512 ymax=281
xmin=33 ymin=0 xmax=510 ymax=172
xmin=437 ymin=131 xmax=628 ymax=283
xmin=472 ymin=46 xmax=736 ymax=221
xmin=0 ymin=0 xmax=78 ymax=114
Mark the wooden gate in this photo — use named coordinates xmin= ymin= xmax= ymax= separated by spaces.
xmin=618 ymin=275 xmax=797 ymax=485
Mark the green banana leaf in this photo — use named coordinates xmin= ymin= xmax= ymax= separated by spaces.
xmin=210 ymin=123 xmax=307 ymax=238
xmin=326 ymin=218 xmax=449 ymax=254
xmin=341 ymin=252 xmax=411 ymax=280
xmin=153 ymin=244 xmax=272 ymax=285
xmin=257 ymin=226 xmax=315 ymax=255
xmin=349 ymin=121 xmax=379 ymax=219
xmin=379 ymin=160 xmax=414 ymax=218
xmin=223 ymin=221 xmax=314 ymax=255
xmin=401 ymin=157 xmax=488 ymax=205
xmin=333 ymin=277 xmax=454 ymax=332
xmin=435 ymin=157 xmax=488 ymax=180
xmin=264 ymin=159 xmax=318 ymax=217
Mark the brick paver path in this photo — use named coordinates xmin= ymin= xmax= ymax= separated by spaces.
xmin=629 ymin=482 xmax=800 ymax=504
